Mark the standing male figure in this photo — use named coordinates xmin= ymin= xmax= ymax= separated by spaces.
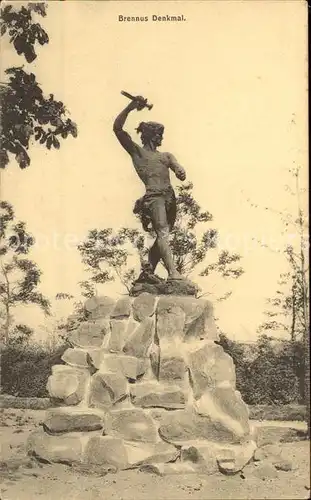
xmin=113 ymin=95 xmax=186 ymax=282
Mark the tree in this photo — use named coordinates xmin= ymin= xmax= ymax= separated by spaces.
xmin=254 ymin=167 xmax=308 ymax=339
xmin=55 ymin=287 xmax=93 ymax=342
xmin=9 ymin=323 xmax=34 ymax=346
xmin=78 ymin=182 xmax=244 ymax=297
xmin=0 ymin=201 xmax=51 ymax=343
xmin=0 ymin=3 xmax=77 ymax=169
xmin=252 ymin=166 xmax=309 ymax=428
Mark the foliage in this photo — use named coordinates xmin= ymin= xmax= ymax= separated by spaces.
xmin=78 ymin=182 xmax=244 ymax=296
xmin=1 ymin=342 xmax=67 ymax=397
xmin=8 ymin=323 xmax=34 ymax=346
xmin=253 ymin=166 xmax=309 ymax=414
xmin=259 ymin=244 xmax=308 ymax=342
xmin=0 ymin=3 xmax=78 ymax=169
xmin=218 ymin=333 xmax=302 ymax=405
xmin=1 ymin=3 xmax=49 ymax=63
xmin=55 ymin=291 xmax=88 ymax=342
xmin=0 ymin=201 xmax=51 ymax=342
xmin=78 ymin=227 xmax=147 ymax=293
xmin=243 ymin=335 xmax=300 ymax=405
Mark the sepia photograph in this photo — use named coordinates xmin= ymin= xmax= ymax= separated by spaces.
xmin=0 ymin=1 xmax=309 ymax=499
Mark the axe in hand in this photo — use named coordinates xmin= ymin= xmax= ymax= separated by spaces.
xmin=121 ymin=90 xmax=153 ymax=110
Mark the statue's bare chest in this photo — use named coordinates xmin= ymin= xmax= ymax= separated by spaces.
xmin=132 ymin=149 xmax=169 ymax=177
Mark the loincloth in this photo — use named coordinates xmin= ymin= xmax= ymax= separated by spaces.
xmin=133 ymin=187 xmax=177 ymax=232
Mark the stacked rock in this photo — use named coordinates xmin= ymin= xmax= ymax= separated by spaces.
xmin=27 ymin=293 xmax=256 ymax=475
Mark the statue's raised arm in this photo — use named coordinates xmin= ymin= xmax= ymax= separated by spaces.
xmin=113 ymin=95 xmax=146 ymax=155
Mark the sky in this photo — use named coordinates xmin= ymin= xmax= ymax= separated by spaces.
xmin=0 ymin=0 xmax=308 ymax=341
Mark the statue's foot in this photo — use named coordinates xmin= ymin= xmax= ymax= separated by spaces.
xmin=167 ymin=272 xmax=184 ymax=281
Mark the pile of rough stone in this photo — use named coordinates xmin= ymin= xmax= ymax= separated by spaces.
xmin=27 ymin=293 xmax=258 ymax=475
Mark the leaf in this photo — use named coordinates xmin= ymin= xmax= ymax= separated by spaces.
xmin=24 ymin=46 xmax=37 ymax=63
xmin=55 ymin=292 xmax=74 ymax=300
xmin=28 ymin=3 xmax=47 ymax=17
xmin=46 ymin=136 xmax=53 ymax=150
xmin=52 ymin=136 xmax=60 ymax=149
xmin=38 ymin=116 xmax=50 ymax=125
xmin=0 ymin=23 xmax=7 ymax=36
xmin=37 ymin=27 xmax=49 ymax=45
xmin=15 ymin=149 xmax=30 ymax=169
xmin=39 ymin=133 xmax=46 ymax=144
xmin=70 ymin=122 xmax=78 ymax=138
xmin=13 ymin=36 xmax=25 ymax=56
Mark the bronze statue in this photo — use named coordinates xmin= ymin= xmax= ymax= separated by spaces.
xmin=113 ymin=93 xmax=194 ymax=292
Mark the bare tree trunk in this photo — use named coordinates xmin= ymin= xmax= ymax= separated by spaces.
xmin=4 ymin=302 xmax=10 ymax=343
xmin=290 ymin=287 xmax=296 ymax=342
xmin=1 ymin=264 xmax=11 ymax=343
xmin=295 ymin=170 xmax=309 ymax=436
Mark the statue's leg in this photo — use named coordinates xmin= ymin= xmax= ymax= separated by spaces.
xmin=148 ymin=240 xmax=161 ymax=273
xmin=149 ymin=198 xmax=182 ymax=279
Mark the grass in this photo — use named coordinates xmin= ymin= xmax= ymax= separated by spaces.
xmin=248 ymin=404 xmax=306 ymax=422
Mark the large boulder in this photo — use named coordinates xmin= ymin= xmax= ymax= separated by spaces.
xmin=47 ymin=365 xmax=89 ymax=406
xmin=159 ymin=345 xmax=187 ymax=385
xmin=27 ymin=429 xmax=84 ymax=464
xmin=123 ymin=317 xmax=154 ymax=357
xmin=156 ymin=304 xmax=185 ymax=341
xmin=61 ymin=348 xmax=90 ymax=369
xmin=158 ymin=404 xmax=249 ymax=445
xmin=104 ymin=408 xmax=158 ymax=443
xmin=131 ymin=381 xmax=186 ymax=409
xmin=107 ymin=319 xmax=128 ymax=352
xmin=157 ymin=296 xmax=217 ymax=340
xmin=68 ymin=320 xmax=109 ymax=348
xmin=83 ymin=436 xmax=128 ymax=469
xmin=185 ymin=302 xmax=219 ymax=341
xmin=215 ymin=440 xmax=257 ymax=474
xmin=132 ymin=293 xmax=157 ymax=322
xmin=88 ymin=371 xmax=128 ymax=409
xmin=84 ymin=296 xmax=116 ymax=320
xmin=43 ymin=409 xmax=103 ymax=434
xmin=111 ymin=296 xmax=131 ymax=319
xmin=187 ymin=341 xmax=236 ymax=398
xmin=83 ymin=437 xmax=179 ymax=470
xmin=194 ymin=388 xmax=250 ymax=442
xmin=99 ymin=353 xmax=147 ymax=381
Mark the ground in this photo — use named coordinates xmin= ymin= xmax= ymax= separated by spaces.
xmin=0 ymin=409 xmax=310 ymax=500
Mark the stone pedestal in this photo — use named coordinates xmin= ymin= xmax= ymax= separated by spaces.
xmin=27 ymin=293 xmax=256 ymax=475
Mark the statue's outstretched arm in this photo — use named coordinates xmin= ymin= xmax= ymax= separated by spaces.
xmin=113 ymin=103 xmax=137 ymax=154
xmin=167 ymin=153 xmax=186 ymax=181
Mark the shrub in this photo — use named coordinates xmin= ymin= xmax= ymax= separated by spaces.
xmin=1 ymin=343 xmax=67 ymax=397
xmin=217 ymin=333 xmax=301 ymax=405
